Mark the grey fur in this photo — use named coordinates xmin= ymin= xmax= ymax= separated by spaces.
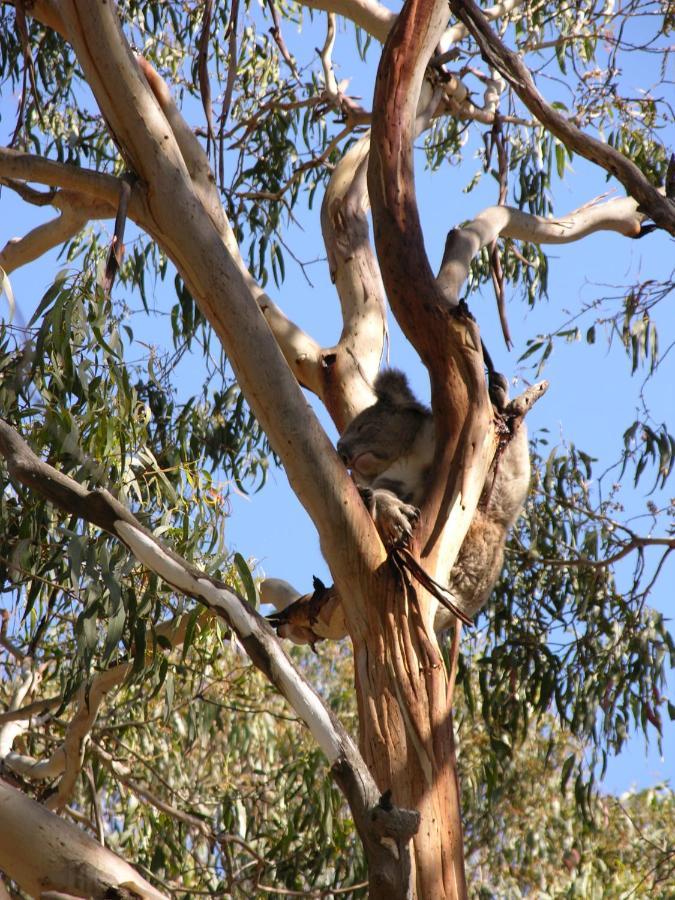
xmin=337 ymin=368 xmax=530 ymax=627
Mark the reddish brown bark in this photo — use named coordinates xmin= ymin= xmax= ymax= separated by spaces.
xmin=363 ymin=0 xmax=493 ymax=896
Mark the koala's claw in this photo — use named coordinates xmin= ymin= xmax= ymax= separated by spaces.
xmin=369 ymin=489 xmax=419 ymax=547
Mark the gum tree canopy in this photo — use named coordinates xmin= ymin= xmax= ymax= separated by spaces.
xmin=0 ymin=1 xmax=673 ymax=898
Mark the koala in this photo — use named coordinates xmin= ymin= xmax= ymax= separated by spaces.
xmin=337 ymin=368 xmax=530 ymax=627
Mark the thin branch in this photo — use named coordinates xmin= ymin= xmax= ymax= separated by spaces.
xmin=90 ymin=742 xmax=211 ymax=836
xmin=538 ymin=534 xmax=675 ymax=571
xmin=196 ymin=0 xmax=216 ymax=155
xmin=0 ymin=696 xmax=60 ymax=725
xmin=102 ymin=176 xmax=132 ymax=295
xmin=266 ymin=0 xmax=301 ymax=82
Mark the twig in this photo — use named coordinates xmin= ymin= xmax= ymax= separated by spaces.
xmin=196 ymin=0 xmax=216 ymax=155
xmin=266 ymin=0 xmax=301 ymax=82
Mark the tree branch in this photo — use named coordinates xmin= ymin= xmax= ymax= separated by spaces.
xmin=300 ymin=0 xmax=395 ymax=42
xmin=0 ymin=780 xmax=170 ymax=899
xmin=449 ymin=0 xmax=675 ymax=236
xmin=1 ymin=0 xmax=66 ymax=37
xmin=53 ymin=0 xmax=386 ymax=635
xmin=0 ymin=418 xmax=419 ymax=894
xmin=0 ymin=186 xmax=111 ymax=274
xmin=319 ymin=133 xmax=387 ymax=429
xmin=0 ymin=669 xmax=42 ymax=764
xmin=369 ymin=0 xmax=494 ymax=584
xmin=0 ymin=147 xmax=129 ymax=207
xmin=437 ymin=195 xmax=647 ymax=300
xmin=297 ymin=0 xmax=526 ymax=48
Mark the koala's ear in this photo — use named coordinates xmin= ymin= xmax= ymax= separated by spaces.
xmin=374 ymin=369 xmax=429 ymax=414
xmin=374 ymin=369 xmax=416 ymax=405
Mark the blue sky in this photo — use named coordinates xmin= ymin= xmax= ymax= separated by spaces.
xmin=1 ymin=6 xmax=673 ymax=795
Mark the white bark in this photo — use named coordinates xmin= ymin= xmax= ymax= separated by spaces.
xmin=438 ymin=195 xmax=647 ymax=300
xmin=297 ymin=0 xmax=526 ymax=47
xmin=0 ymin=780 xmax=169 ymax=899
xmin=0 ymin=189 xmax=101 ymax=275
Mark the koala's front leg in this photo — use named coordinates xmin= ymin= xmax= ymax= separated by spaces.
xmin=360 ymin=486 xmax=419 ymax=547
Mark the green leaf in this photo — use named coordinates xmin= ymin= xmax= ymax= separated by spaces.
xmin=234 ymin=552 xmax=257 ymax=608
xmin=28 ymin=270 xmax=69 ymax=326
xmin=103 ymin=600 xmax=126 ymax=663
xmin=561 ymin=754 xmax=575 ymax=791
xmin=181 ymin=607 xmax=202 ymax=661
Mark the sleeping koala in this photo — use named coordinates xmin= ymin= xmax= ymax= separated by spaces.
xmin=265 ymin=367 xmax=530 ymax=639
xmin=336 ymin=368 xmax=530 ymax=627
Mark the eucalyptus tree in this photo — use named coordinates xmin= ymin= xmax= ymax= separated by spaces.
xmin=0 ymin=1 xmax=673 ymax=898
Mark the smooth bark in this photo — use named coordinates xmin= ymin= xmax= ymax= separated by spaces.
xmin=0 ymin=780 xmax=169 ymax=899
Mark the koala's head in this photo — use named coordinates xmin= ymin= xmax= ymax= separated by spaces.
xmin=337 ymin=370 xmax=429 ymax=479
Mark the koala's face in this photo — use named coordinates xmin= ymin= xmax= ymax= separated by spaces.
xmin=337 ymin=401 xmax=425 ymax=479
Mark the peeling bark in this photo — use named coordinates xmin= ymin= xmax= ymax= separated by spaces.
xmin=366 ymin=1 xmax=485 ymax=895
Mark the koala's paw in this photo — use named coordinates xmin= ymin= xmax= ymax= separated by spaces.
xmin=368 ymin=488 xmax=419 ymax=547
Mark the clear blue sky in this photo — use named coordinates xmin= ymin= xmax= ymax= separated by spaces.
xmin=1 ymin=7 xmax=673 ymax=795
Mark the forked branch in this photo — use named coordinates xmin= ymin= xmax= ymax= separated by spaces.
xmin=369 ymin=0 xmax=493 ymax=574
